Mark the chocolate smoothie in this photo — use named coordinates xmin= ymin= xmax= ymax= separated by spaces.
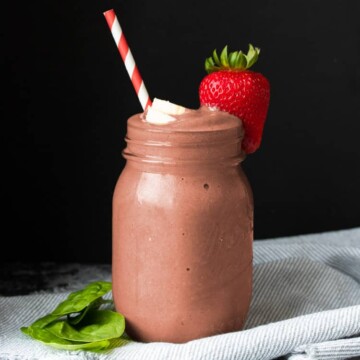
xmin=112 ymin=106 xmax=253 ymax=343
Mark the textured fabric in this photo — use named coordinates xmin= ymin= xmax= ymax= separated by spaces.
xmin=1 ymin=227 xmax=360 ymax=360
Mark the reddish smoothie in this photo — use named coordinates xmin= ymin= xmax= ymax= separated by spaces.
xmin=112 ymin=106 xmax=253 ymax=343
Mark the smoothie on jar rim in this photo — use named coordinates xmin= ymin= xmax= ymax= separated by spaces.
xmin=112 ymin=44 xmax=270 ymax=343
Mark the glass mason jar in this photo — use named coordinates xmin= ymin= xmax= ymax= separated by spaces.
xmin=112 ymin=108 xmax=253 ymax=343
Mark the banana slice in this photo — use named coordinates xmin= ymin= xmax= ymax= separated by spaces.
xmin=152 ymin=98 xmax=186 ymax=115
xmin=145 ymin=98 xmax=186 ymax=125
xmin=146 ymin=106 xmax=176 ymax=125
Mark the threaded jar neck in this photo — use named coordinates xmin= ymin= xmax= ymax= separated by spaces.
xmin=123 ymin=111 xmax=246 ymax=168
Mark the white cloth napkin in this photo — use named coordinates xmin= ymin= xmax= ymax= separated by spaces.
xmin=1 ymin=227 xmax=360 ymax=360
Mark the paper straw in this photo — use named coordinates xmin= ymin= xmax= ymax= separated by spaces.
xmin=103 ymin=9 xmax=152 ymax=111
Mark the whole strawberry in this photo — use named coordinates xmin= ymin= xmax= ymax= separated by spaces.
xmin=199 ymin=44 xmax=270 ymax=154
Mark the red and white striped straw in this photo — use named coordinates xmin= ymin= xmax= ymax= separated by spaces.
xmin=103 ymin=9 xmax=152 ymax=111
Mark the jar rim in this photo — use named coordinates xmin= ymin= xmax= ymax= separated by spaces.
xmin=122 ymin=110 xmax=246 ymax=166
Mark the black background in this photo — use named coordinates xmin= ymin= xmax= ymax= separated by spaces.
xmin=2 ymin=1 xmax=359 ymax=263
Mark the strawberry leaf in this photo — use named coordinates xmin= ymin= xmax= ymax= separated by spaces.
xmin=220 ymin=46 xmax=229 ymax=67
xmin=236 ymin=51 xmax=247 ymax=69
xmin=205 ymin=57 xmax=215 ymax=73
xmin=212 ymin=49 xmax=221 ymax=66
xmin=204 ymin=44 xmax=262 ymax=73
xmin=245 ymin=44 xmax=260 ymax=69
xmin=229 ymin=51 xmax=238 ymax=67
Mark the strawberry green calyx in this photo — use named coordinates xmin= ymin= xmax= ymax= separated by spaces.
xmin=205 ymin=44 xmax=260 ymax=74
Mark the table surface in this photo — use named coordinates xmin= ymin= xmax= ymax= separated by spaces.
xmin=2 ymin=227 xmax=359 ymax=360
xmin=0 ymin=261 xmax=111 ymax=296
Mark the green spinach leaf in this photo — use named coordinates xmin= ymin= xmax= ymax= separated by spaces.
xmin=21 ymin=281 xmax=125 ymax=352
xmin=51 ymin=281 xmax=112 ymax=316
xmin=46 ymin=309 xmax=125 ymax=342
xmin=22 ymin=326 xmax=110 ymax=351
